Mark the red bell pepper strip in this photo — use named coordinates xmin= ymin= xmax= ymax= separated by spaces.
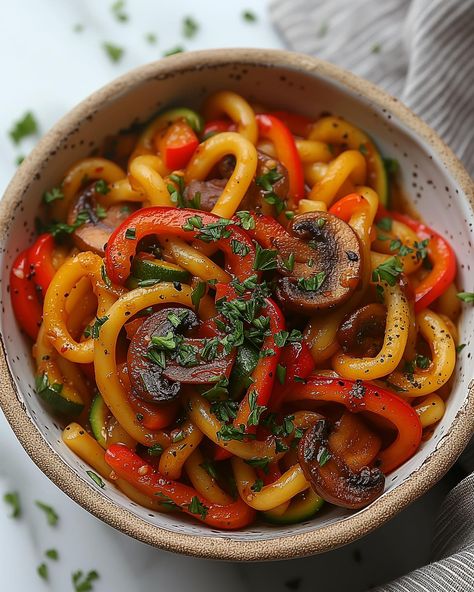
xmin=329 ymin=193 xmax=369 ymax=221
xmin=28 ymin=233 xmax=56 ymax=296
xmin=105 ymin=444 xmax=256 ymax=529
xmin=269 ymin=341 xmax=315 ymax=412
xmin=202 ymin=119 xmax=235 ymax=140
xmin=105 ymin=207 xmax=255 ymax=285
xmin=270 ymin=110 xmax=313 ymax=138
xmin=10 ymin=249 xmax=43 ymax=340
xmin=285 ymin=375 xmax=422 ymax=473
xmin=377 ymin=206 xmax=456 ymax=312
xmin=157 ymin=119 xmax=199 ymax=170
xmin=256 ymin=114 xmax=305 ymax=203
xmin=213 ymin=446 xmax=233 ymax=461
xmin=241 ymin=212 xmax=288 ymax=250
xmin=234 ymin=297 xmax=286 ymax=431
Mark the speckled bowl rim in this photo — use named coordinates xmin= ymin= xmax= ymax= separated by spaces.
xmin=1 ymin=49 xmax=474 ymax=561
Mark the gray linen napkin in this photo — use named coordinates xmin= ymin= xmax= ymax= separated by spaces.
xmin=270 ymin=0 xmax=474 ymax=176
xmin=270 ymin=0 xmax=474 ymax=589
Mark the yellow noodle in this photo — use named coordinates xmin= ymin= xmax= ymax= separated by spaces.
xmin=203 ymin=90 xmax=258 ymax=144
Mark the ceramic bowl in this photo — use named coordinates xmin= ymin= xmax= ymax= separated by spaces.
xmin=1 ymin=49 xmax=474 ymax=561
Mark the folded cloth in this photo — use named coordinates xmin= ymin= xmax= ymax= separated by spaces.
xmin=270 ymin=0 xmax=474 ymax=177
xmin=270 ymin=0 xmax=474 ymax=589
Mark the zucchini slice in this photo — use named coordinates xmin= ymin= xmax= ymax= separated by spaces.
xmin=131 ymin=255 xmax=191 ymax=284
xmin=35 ymin=373 xmax=84 ymax=417
xmin=263 ymin=489 xmax=324 ymax=524
xmin=89 ymin=392 xmax=110 ymax=448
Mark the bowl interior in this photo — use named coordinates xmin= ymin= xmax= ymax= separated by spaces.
xmin=1 ymin=52 xmax=474 ymax=551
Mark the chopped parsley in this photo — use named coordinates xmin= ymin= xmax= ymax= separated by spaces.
xmin=235 ymin=210 xmax=256 ymax=230
xmin=200 ymin=460 xmax=218 ymax=480
xmin=256 ymin=168 xmax=286 ymax=214
xmin=359 ymin=143 xmax=369 ymax=155
xmin=245 ymin=457 xmax=270 ymax=472
xmin=210 ymin=399 xmax=238 ymax=423
xmin=94 ymin=179 xmax=110 ymax=195
xmin=111 ymin=0 xmax=128 ymax=22
xmin=125 ymin=227 xmax=136 ymax=240
xmin=376 ymin=217 xmax=393 ymax=232
xmin=187 ymin=496 xmax=208 ymax=519
xmin=45 ymin=548 xmax=59 ymax=560
xmin=317 ymin=446 xmax=331 ymax=467
xmin=372 ymin=256 xmax=403 ymax=286
xmin=251 ymin=478 xmax=264 ymax=492
xmin=191 ymin=281 xmax=206 ymax=310
xmin=145 ymin=33 xmax=157 ymax=44
xmin=46 ymin=209 xmax=91 ymax=237
xmin=3 ymin=491 xmax=21 ymax=518
xmin=297 ymin=271 xmax=326 ymax=292
xmin=43 ymin=186 xmax=64 ymax=204
xmin=101 ymin=264 xmax=112 ymax=288
xmin=457 ymin=292 xmax=474 ymax=303
xmin=231 ymin=239 xmax=251 ymax=256
xmin=253 ymin=243 xmax=278 ymax=271
xmin=163 ymin=46 xmax=184 ymax=57
xmin=282 ymin=252 xmax=295 ymax=272
xmin=171 ymin=430 xmax=185 ymax=443
xmin=414 ymin=239 xmax=430 ymax=261
xmin=456 ymin=343 xmax=466 ymax=353
xmin=168 ymin=174 xmax=185 ymax=207
xmin=216 ymin=424 xmax=249 ymax=442
xmin=37 ymin=563 xmax=48 ymax=580
xmin=371 ymin=43 xmax=382 ymax=54
xmin=9 ymin=111 xmax=39 ymax=144
xmin=274 ymin=329 xmax=303 ymax=347
xmin=151 ymin=331 xmax=179 ymax=350
xmin=242 ymin=9 xmax=257 ymax=22
xmin=35 ymin=501 xmax=59 ymax=526
xmin=103 ymin=42 xmax=124 ymax=63
xmin=148 ymin=444 xmax=163 ymax=456
xmin=182 ymin=16 xmax=199 ymax=38
xmin=72 ymin=569 xmax=99 ymax=592
xmin=195 ymin=219 xmax=232 ymax=243
xmin=202 ymin=376 xmax=229 ymax=401
xmin=182 ymin=214 xmax=203 ymax=230
xmin=84 ymin=316 xmax=109 ymax=339
xmin=247 ymin=390 xmax=266 ymax=427
xmin=167 ymin=309 xmax=189 ymax=328
xmin=15 ymin=155 xmax=25 ymax=166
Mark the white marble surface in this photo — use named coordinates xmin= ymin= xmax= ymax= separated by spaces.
xmin=0 ymin=1 xmax=460 ymax=590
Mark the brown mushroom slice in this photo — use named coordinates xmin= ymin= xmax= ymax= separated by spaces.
xmin=297 ymin=417 xmax=385 ymax=509
xmin=127 ymin=307 xmax=235 ymax=404
xmin=183 ymin=178 xmax=227 ymax=211
xmin=275 ymin=211 xmax=362 ymax=313
xmin=218 ymin=150 xmax=290 ymax=212
xmin=337 ymin=303 xmax=387 ymax=357
xmin=67 ymin=183 xmax=133 ymax=256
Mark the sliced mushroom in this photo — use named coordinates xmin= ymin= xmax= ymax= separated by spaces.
xmin=127 ymin=307 xmax=235 ymax=404
xmin=67 ymin=183 xmax=133 ymax=256
xmin=183 ymin=150 xmax=289 ymax=213
xmin=274 ymin=211 xmax=362 ymax=313
xmin=297 ymin=417 xmax=385 ymax=509
xmin=337 ymin=303 xmax=387 ymax=357
xmin=183 ymin=178 xmax=227 ymax=211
